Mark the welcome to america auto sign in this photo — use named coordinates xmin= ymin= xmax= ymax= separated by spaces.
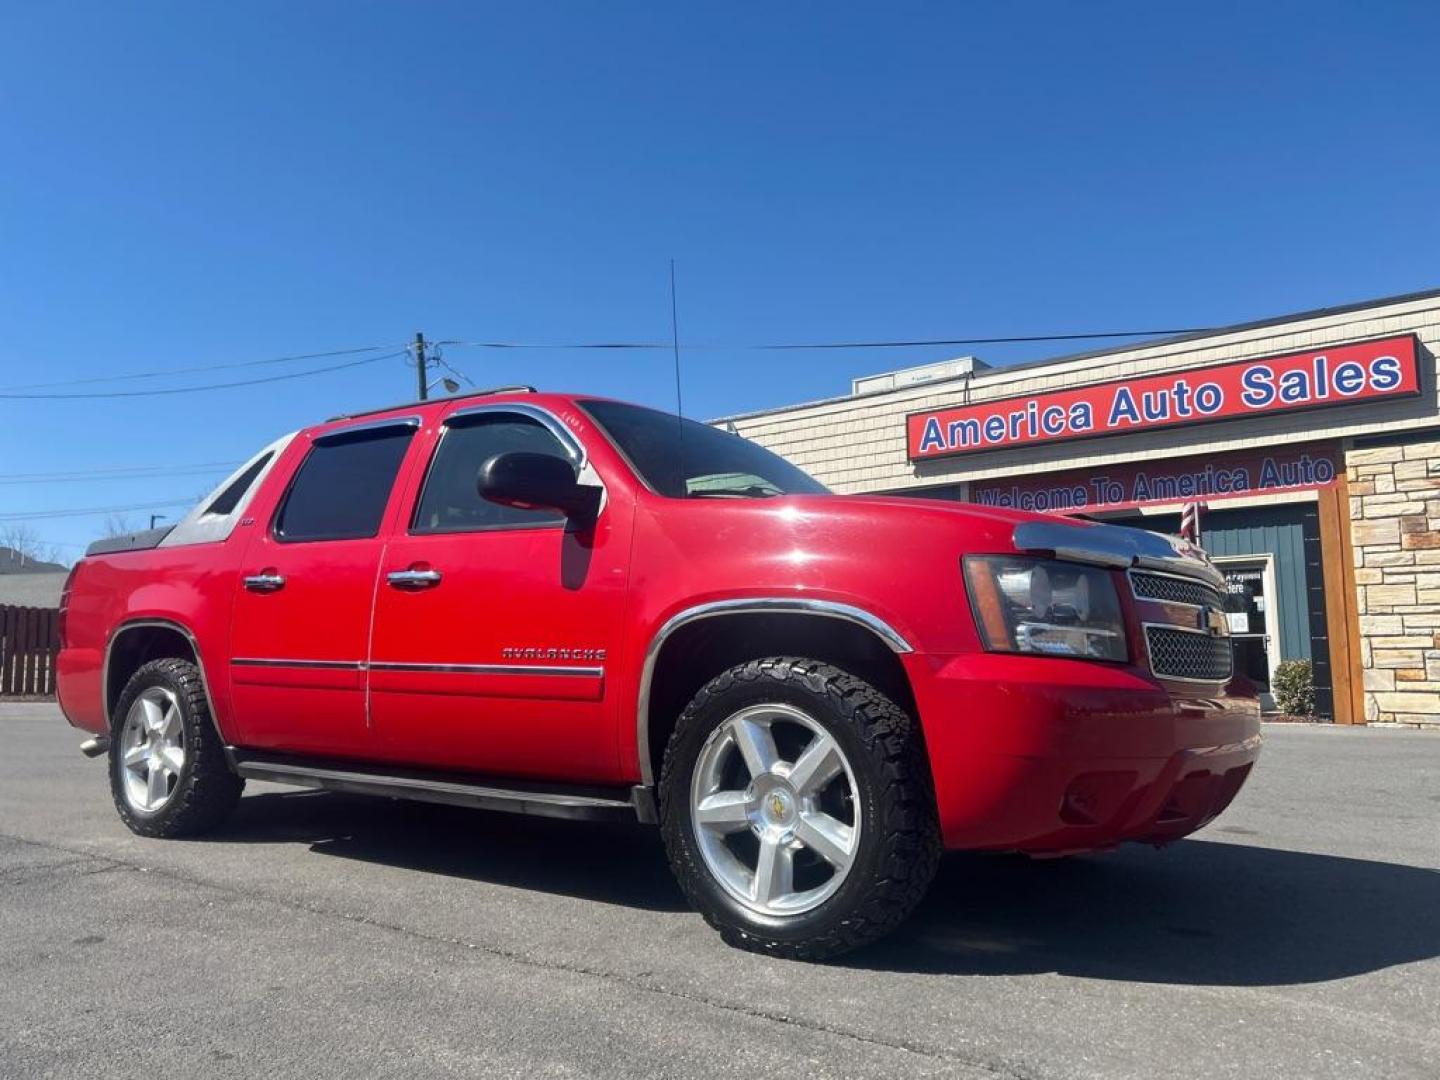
xmin=906 ymin=334 xmax=1422 ymax=461
xmin=969 ymin=443 xmax=1338 ymax=515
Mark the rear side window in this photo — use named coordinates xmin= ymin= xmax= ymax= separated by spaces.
xmin=204 ymin=453 xmax=273 ymax=516
xmin=274 ymin=426 xmax=414 ymax=542
xmin=411 ymin=413 xmax=573 ymax=534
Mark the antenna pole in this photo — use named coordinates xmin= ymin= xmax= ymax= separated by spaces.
xmin=669 ymin=261 xmax=684 ymax=419
xmin=669 ymin=260 xmax=686 ymax=492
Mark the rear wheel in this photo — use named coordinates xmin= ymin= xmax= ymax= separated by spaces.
xmin=110 ymin=658 xmax=242 ymax=838
xmin=659 ymin=657 xmax=940 ymax=960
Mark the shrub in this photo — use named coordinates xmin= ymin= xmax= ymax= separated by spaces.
xmin=1273 ymin=659 xmax=1315 ymax=717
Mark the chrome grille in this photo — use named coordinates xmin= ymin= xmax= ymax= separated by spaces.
xmin=1145 ymin=626 xmax=1233 ymax=682
xmin=1131 ymin=571 xmax=1224 ymax=609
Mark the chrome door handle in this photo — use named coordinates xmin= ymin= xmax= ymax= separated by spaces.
xmin=243 ymin=573 xmax=286 ymax=592
xmin=387 ymin=568 xmax=442 ymax=589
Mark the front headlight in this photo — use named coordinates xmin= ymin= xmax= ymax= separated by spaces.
xmin=963 ymin=555 xmax=1128 ymax=662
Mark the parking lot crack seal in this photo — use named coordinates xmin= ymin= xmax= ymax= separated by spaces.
xmin=0 ymin=855 xmax=97 ymax=885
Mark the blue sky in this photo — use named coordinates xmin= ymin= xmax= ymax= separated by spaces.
xmin=2 ymin=2 xmax=1438 ymax=559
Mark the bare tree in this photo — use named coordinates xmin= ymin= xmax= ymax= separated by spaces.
xmin=0 ymin=523 xmax=63 ymax=568
xmin=102 ymin=514 xmax=136 ymax=539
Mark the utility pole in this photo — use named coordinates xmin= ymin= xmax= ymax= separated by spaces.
xmin=414 ymin=331 xmax=428 ymax=400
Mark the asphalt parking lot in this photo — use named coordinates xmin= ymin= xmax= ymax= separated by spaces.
xmin=1 ymin=704 xmax=1437 ymax=1079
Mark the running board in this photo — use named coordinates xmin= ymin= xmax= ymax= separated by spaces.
xmin=230 ymin=750 xmax=648 ymax=823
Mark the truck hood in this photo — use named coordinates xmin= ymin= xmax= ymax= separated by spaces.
xmin=816 ymin=493 xmax=1068 ymax=530
xmin=758 ymin=493 xmax=1222 ymax=588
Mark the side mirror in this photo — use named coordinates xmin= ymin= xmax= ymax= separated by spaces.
xmin=477 ymin=451 xmax=599 ymax=519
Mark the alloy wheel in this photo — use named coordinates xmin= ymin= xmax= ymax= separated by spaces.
xmin=689 ymin=702 xmax=861 ymax=916
xmin=118 ymin=687 xmax=187 ymax=813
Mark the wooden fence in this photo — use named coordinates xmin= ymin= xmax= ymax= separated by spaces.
xmin=0 ymin=605 xmax=60 ymax=697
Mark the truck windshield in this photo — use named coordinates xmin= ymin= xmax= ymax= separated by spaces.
xmin=579 ymin=399 xmax=830 ymax=498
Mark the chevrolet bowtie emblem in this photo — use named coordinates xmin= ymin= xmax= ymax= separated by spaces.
xmin=1198 ymin=606 xmax=1229 ymax=637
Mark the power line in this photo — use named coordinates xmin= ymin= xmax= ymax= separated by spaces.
xmin=0 ymin=344 xmax=407 ymax=393
xmin=0 ymin=498 xmax=197 ymax=522
xmin=436 ymin=327 xmax=1211 ymax=351
xmin=22 ymin=539 xmax=91 ymax=550
xmin=0 ymin=325 xmax=1214 ymax=402
xmin=752 ymin=329 xmax=1213 ymax=349
xmin=0 ymin=352 xmax=405 ymax=400
xmin=0 ymin=467 xmax=235 ymax=486
xmin=438 ymin=339 xmax=673 ymax=349
xmin=0 ymin=461 xmax=240 ymax=481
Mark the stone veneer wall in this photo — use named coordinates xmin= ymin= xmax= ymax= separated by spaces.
xmin=1348 ymin=439 xmax=1440 ymax=728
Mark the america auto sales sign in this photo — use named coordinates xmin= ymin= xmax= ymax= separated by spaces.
xmin=906 ymin=334 xmax=1422 ymax=461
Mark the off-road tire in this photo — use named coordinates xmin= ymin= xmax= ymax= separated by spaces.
xmin=110 ymin=658 xmax=243 ymax=838
xmin=659 ymin=657 xmax=941 ymax=960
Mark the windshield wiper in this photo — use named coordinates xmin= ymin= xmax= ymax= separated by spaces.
xmin=687 ymin=487 xmax=783 ymax=499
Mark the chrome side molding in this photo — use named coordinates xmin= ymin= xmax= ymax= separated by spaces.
xmin=229 ymin=658 xmax=603 ymax=677
xmin=231 ymin=657 xmax=365 ymax=670
xmin=1012 ymin=519 xmax=1225 ymax=590
xmin=368 ymin=661 xmax=603 ymax=677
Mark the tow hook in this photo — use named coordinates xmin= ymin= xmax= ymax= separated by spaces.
xmin=79 ymin=735 xmax=110 ymax=758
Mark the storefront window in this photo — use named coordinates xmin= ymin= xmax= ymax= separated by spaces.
xmin=1221 ymin=561 xmax=1274 ymax=697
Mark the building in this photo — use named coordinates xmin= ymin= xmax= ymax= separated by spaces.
xmin=0 ymin=546 xmax=67 ymax=609
xmin=0 ymin=546 xmax=65 ymax=575
xmin=0 ymin=573 xmax=67 ymax=609
xmin=718 ymin=287 xmax=1440 ymax=729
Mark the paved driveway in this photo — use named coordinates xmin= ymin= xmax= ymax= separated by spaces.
xmin=2 ymin=703 xmax=1437 ymax=1079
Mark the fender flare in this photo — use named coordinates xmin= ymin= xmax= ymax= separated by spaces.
xmin=103 ymin=618 xmax=221 ymax=734
xmin=633 ymin=597 xmax=914 ymax=786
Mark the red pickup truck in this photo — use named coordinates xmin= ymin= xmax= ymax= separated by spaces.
xmin=56 ymin=389 xmax=1260 ymax=958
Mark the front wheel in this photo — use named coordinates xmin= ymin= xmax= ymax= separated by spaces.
xmin=659 ymin=657 xmax=940 ymax=960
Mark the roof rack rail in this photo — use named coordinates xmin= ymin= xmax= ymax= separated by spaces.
xmin=325 ymin=385 xmax=538 ymax=423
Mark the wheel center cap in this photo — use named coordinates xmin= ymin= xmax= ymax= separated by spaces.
xmin=762 ymin=788 xmax=793 ymax=825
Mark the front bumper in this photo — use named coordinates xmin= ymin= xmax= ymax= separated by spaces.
xmin=904 ymin=652 xmax=1262 ymax=853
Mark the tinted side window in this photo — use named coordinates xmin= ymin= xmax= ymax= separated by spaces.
xmin=274 ymin=427 xmax=413 ymax=542
xmin=205 ymin=453 xmax=273 ymax=516
xmin=412 ymin=414 xmax=572 ymax=534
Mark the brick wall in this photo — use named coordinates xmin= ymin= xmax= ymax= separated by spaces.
xmin=1348 ymin=440 xmax=1440 ymax=729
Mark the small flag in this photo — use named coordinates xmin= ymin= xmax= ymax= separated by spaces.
xmin=1179 ymin=501 xmax=1204 ymax=544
